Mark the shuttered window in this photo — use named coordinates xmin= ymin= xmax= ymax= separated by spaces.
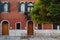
xmin=0 ymin=2 xmax=3 ymax=12
xmin=18 ymin=2 xmax=25 ymax=12
xmin=3 ymin=2 xmax=10 ymax=12
xmin=21 ymin=3 xmax=25 ymax=12
xmin=25 ymin=2 xmax=28 ymax=12
xmin=28 ymin=2 xmax=34 ymax=12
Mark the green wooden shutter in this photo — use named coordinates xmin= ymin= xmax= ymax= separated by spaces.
xmin=8 ymin=2 xmax=10 ymax=12
xmin=18 ymin=2 xmax=21 ymax=12
xmin=0 ymin=2 xmax=3 ymax=12
xmin=25 ymin=2 xmax=27 ymax=12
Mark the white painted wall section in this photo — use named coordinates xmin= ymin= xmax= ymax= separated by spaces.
xmin=9 ymin=30 xmax=60 ymax=36
xmin=9 ymin=30 xmax=27 ymax=36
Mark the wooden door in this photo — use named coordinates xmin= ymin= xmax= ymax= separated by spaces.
xmin=27 ymin=21 xmax=33 ymax=35
xmin=2 ymin=21 xmax=9 ymax=35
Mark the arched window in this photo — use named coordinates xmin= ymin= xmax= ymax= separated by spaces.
xmin=28 ymin=2 xmax=34 ymax=12
xmin=3 ymin=2 xmax=10 ymax=12
xmin=4 ymin=3 xmax=8 ymax=12
xmin=18 ymin=2 xmax=34 ymax=12
xmin=21 ymin=3 xmax=25 ymax=12
xmin=18 ymin=2 xmax=25 ymax=12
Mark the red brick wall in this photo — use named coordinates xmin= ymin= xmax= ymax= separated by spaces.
xmin=0 ymin=0 xmax=53 ymax=30
xmin=43 ymin=24 xmax=52 ymax=30
xmin=0 ymin=0 xmax=36 ymax=29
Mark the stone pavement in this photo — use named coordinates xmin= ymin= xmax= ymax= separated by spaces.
xmin=0 ymin=36 xmax=60 ymax=40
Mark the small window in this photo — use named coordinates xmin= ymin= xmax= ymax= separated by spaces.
xmin=28 ymin=2 xmax=34 ymax=12
xmin=53 ymin=24 xmax=57 ymax=29
xmin=16 ymin=23 xmax=20 ymax=29
xmin=38 ymin=24 xmax=42 ymax=30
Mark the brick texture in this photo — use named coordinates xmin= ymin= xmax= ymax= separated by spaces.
xmin=0 ymin=0 xmax=52 ymax=30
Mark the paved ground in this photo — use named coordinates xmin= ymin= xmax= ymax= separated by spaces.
xmin=0 ymin=36 xmax=60 ymax=40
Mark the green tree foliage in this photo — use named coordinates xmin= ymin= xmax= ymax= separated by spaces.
xmin=30 ymin=0 xmax=60 ymax=24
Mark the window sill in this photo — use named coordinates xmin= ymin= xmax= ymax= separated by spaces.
xmin=2 ymin=12 xmax=9 ymax=13
xmin=19 ymin=12 xmax=25 ymax=13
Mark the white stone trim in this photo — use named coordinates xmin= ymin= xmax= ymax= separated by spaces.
xmin=42 ymin=24 xmax=43 ymax=30
xmin=20 ymin=1 xmax=25 ymax=3
xmin=35 ymin=24 xmax=38 ymax=30
xmin=2 ymin=1 xmax=9 ymax=3
xmin=52 ymin=24 xmax=53 ymax=30
xmin=57 ymin=25 xmax=59 ymax=30
xmin=9 ymin=30 xmax=60 ymax=36
xmin=34 ymin=30 xmax=60 ymax=37
xmin=9 ymin=30 xmax=27 ymax=36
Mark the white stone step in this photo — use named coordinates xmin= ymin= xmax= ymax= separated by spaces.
xmin=0 ymin=36 xmax=60 ymax=40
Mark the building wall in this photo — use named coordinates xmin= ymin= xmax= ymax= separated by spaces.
xmin=0 ymin=0 xmax=53 ymax=30
xmin=0 ymin=0 xmax=37 ymax=30
xmin=43 ymin=24 xmax=52 ymax=30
